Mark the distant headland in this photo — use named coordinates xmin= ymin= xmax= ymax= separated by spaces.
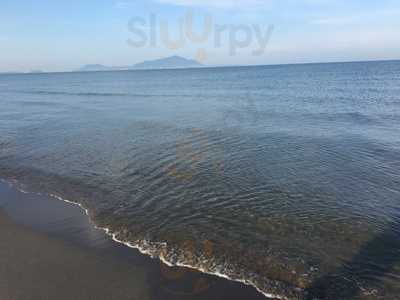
xmin=78 ymin=56 xmax=203 ymax=72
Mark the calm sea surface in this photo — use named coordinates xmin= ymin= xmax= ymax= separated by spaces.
xmin=1 ymin=61 xmax=400 ymax=299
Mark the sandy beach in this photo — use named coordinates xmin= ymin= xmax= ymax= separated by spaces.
xmin=0 ymin=180 xmax=268 ymax=300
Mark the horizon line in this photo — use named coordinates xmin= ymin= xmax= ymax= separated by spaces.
xmin=2 ymin=58 xmax=399 ymax=75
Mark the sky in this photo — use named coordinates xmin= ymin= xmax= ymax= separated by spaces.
xmin=0 ymin=0 xmax=399 ymax=72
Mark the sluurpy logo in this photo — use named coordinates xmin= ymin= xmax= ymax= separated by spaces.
xmin=127 ymin=11 xmax=274 ymax=63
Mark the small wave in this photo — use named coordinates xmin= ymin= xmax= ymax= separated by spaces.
xmin=15 ymin=90 xmax=197 ymax=98
xmin=18 ymin=90 xmax=142 ymax=97
xmin=337 ymin=112 xmax=377 ymax=124
xmin=309 ymin=112 xmax=379 ymax=125
xmin=17 ymin=100 xmax=63 ymax=107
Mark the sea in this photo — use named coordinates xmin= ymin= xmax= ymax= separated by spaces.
xmin=1 ymin=61 xmax=400 ymax=299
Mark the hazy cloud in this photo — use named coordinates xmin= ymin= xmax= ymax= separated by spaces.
xmin=156 ymin=0 xmax=271 ymax=9
xmin=311 ymin=8 xmax=400 ymax=25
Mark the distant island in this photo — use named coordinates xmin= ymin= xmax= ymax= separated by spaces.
xmin=78 ymin=56 xmax=203 ymax=72
xmin=29 ymin=70 xmax=44 ymax=74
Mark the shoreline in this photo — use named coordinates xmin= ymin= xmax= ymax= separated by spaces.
xmin=47 ymin=193 xmax=291 ymax=300
xmin=0 ymin=179 xmax=280 ymax=300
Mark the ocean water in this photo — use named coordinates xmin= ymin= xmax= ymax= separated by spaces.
xmin=1 ymin=61 xmax=400 ymax=299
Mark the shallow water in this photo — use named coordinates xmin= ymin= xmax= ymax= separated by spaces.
xmin=1 ymin=61 xmax=400 ymax=298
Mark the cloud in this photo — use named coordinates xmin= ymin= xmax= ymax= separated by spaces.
xmin=311 ymin=8 xmax=400 ymax=25
xmin=115 ymin=1 xmax=132 ymax=8
xmin=155 ymin=0 xmax=344 ymax=9
xmin=311 ymin=16 xmax=360 ymax=25
xmin=156 ymin=0 xmax=271 ymax=9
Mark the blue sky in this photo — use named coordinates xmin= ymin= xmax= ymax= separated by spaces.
xmin=1 ymin=0 xmax=399 ymax=72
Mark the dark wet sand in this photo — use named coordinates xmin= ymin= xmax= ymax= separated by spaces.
xmin=0 ymin=210 xmax=152 ymax=300
xmin=0 ymin=181 xmax=269 ymax=300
